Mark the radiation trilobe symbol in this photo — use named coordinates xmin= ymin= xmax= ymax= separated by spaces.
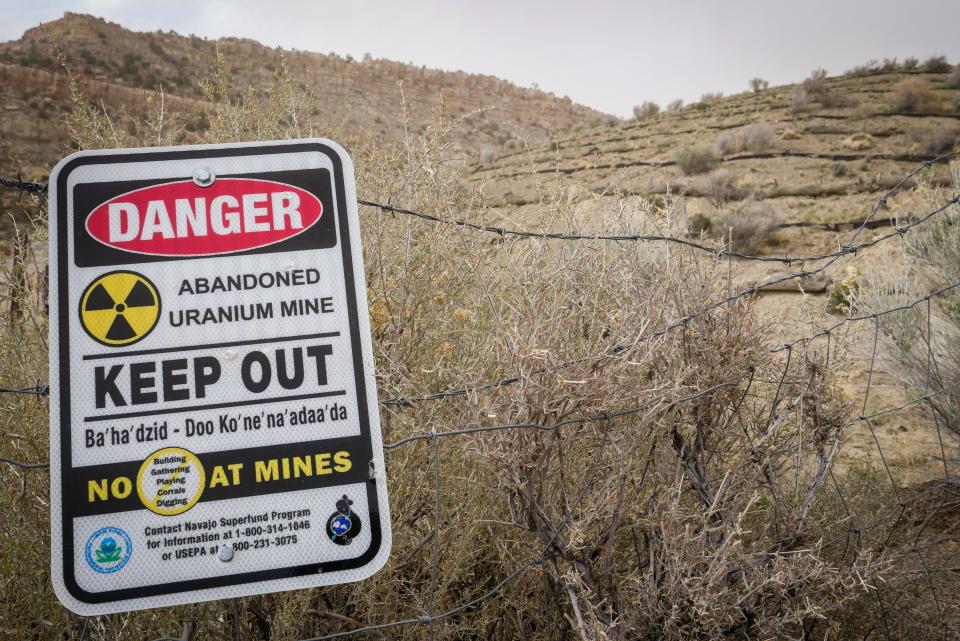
xmin=80 ymin=271 xmax=160 ymax=347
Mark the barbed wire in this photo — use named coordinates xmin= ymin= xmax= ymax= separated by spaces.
xmin=2 ymin=151 xmax=956 ymax=268
xmin=2 ymin=158 xmax=958 ymax=411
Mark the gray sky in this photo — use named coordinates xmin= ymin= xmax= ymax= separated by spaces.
xmin=1 ymin=0 xmax=959 ymax=117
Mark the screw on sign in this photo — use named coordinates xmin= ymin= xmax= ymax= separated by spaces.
xmin=48 ymin=140 xmax=391 ymax=614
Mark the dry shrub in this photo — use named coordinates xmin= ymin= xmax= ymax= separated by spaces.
xmin=700 ymin=169 xmax=746 ymax=209
xmin=922 ymin=55 xmax=952 ymax=73
xmin=748 ymin=77 xmax=769 ymax=93
xmin=739 ymin=122 xmax=774 ymax=151
xmin=915 ymin=125 xmax=960 ymax=155
xmin=903 ymin=56 xmax=920 ymax=71
xmin=700 ymin=91 xmax=724 ymax=103
xmin=633 ymin=101 xmax=660 ymax=120
xmin=891 ymin=78 xmax=942 ymax=113
xmin=802 ymin=68 xmax=829 ymax=96
xmin=947 ymin=65 xmax=960 ymax=89
xmin=716 ymin=199 xmax=780 ymax=253
xmin=789 ymin=88 xmax=815 ymax=114
xmin=716 ymin=124 xmax=774 ymax=155
xmin=675 ymin=144 xmax=719 ymax=175
xmin=853 ymin=174 xmax=960 ymax=436
xmin=666 ymin=98 xmax=684 ymax=112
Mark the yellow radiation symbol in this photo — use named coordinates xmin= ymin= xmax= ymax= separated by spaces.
xmin=80 ymin=271 xmax=160 ymax=347
xmin=137 ymin=447 xmax=206 ymax=516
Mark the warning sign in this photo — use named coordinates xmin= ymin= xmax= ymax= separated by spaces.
xmin=49 ymin=140 xmax=391 ymax=614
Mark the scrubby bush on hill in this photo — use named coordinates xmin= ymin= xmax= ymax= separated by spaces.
xmin=890 ymin=78 xmax=942 ymax=113
xmin=675 ymin=144 xmax=720 ymax=175
xmin=701 ymin=169 xmax=746 ymax=209
xmin=749 ymin=77 xmax=769 ymax=93
xmin=915 ymin=126 xmax=960 ymax=156
xmin=947 ymin=65 xmax=960 ymax=89
xmin=632 ymin=101 xmax=660 ymax=120
xmin=716 ymin=199 xmax=780 ymax=253
xmin=922 ymin=55 xmax=952 ymax=73
xmin=716 ymin=123 xmax=774 ymax=155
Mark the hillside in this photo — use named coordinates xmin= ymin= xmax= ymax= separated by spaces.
xmin=0 ymin=12 xmax=615 ymax=177
xmin=466 ymin=62 xmax=960 ymax=479
xmin=471 ymin=64 xmax=960 ymax=226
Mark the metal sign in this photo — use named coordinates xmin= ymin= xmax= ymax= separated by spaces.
xmin=49 ymin=139 xmax=391 ymax=614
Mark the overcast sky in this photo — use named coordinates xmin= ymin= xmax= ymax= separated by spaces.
xmin=1 ymin=0 xmax=959 ymax=117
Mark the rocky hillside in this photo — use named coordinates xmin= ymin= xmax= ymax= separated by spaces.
xmin=470 ymin=63 xmax=960 ymax=232
xmin=0 ymin=12 xmax=615 ymax=177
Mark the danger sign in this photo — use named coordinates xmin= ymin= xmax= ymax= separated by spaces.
xmin=49 ymin=140 xmax=391 ymax=614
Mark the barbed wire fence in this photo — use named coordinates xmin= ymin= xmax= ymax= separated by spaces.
xmin=1 ymin=151 xmax=959 ymax=640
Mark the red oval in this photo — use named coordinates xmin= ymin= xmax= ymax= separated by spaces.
xmin=85 ymin=178 xmax=323 ymax=256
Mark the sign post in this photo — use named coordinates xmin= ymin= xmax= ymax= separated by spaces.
xmin=49 ymin=139 xmax=391 ymax=614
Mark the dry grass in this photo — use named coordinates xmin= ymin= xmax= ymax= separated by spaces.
xmin=1 ymin=54 xmax=959 ymax=641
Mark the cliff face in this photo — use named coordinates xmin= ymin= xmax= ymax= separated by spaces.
xmin=0 ymin=12 xmax=617 ymax=175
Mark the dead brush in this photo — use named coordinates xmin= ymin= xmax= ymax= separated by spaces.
xmin=2 ymin=52 xmax=960 ymax=641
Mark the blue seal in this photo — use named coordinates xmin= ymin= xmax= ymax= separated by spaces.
xmin=85 ymin=526 xmax=132 ymax=574
xmin=330 ymin=514 xmax=352 ymax=536
xmin=326 ymin=495 xmax=362 ymax=545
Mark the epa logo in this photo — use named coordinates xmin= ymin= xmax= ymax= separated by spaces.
xmin=325 ymin=495 xmax=361 ymax=545
xmin=85 ymin=526 xmax=132 ymax=574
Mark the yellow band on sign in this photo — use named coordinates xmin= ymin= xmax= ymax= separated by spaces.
xmin=136 ymin=447 xmax=206 ymax=516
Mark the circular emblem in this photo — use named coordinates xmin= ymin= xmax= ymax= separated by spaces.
xmin=326 ymin=495 xmax=362 ymax=545
xmin=79 ymin=271 xmax=160 ymax=347
xmin=85 ymin=526 xmax=132 ymax=574
xmin=136 ymin=447 xmax=206 ymax=516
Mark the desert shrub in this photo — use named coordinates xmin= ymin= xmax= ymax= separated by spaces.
xmin=890 ymin=78 xmax=942 ymax=113
xmin=828 ymin=161 xmax=848 ymax=177
xmin=922 ymin=55 xmax=952 ymax=73
xmin=675 ymin=144 xmax=719 ymax=175
xmin=819 ymin=91 xmax=856 ymax=108
xmin=632 ymin=100 xmax=660 ymax=120
xmin=947 ymin=65 xmax=960 ymax=89
xmin=716 ymin=123 xmax=774 ymax=155
xmin=749 ymin=77 xmax=769 ymax=93
xmin=789 ymin=89 xmax=815 ymax=114
xmin=687 ymin=211 xmax=712 ymax=234
xmin=701 ymin=169 xmax=746 ymax=209
xmin=740 ymin=122 xmax=774 ymax=151
xmin=903 ymin=56 xmax=920 ymax=70
xmin=715 ymin=199 xmax=780 ymax=253
xmin=846 ymin=59 xmax=881 ymax=77
xmin=852 ymin=176 xmax=960 ymax=436
xmin=700 ymin=91 xmax=724 ymax=102
xmin=666 ymin=98 xmax=684 ymax=112
xmin=916 ymin=125 xmax=960 ymax=155
xmin=881 ymin=57 xmax=900 ymax=72
xmin=802 ymin=68 xmax=829 ymax=96
xmin=715 ymin=131 xmax=738 ymax=155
